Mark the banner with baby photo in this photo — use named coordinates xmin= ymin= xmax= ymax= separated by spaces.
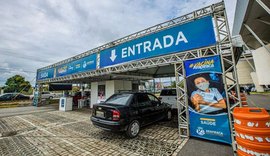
xmin=184 ymin=55 xmax=231 ymax=144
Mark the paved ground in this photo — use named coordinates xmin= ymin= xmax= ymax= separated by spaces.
xmin=0 ymin=105 xmax=185 ymax=156
xmin=247 ymin=94 xmax=270 ymax=111
xmin=0 ymin=94 xmax=269 ymax=156
xmin=0 ymin=104 xmax=58 ymax=117
xmin=177 ymin=138 xmax=233 ymax=156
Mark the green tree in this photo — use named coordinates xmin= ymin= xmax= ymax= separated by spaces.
xmin=4 ymin=75 xmax=31 ymax=93
xmin=170 ymin=81 xmax=176 ymax=88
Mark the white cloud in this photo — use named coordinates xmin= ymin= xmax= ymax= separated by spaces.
xmin=0 ymin=0 xmax=236 ymax=86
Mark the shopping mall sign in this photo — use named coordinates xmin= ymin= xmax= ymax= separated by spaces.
xmin=100 ymin=16 xmax=216 ymax=68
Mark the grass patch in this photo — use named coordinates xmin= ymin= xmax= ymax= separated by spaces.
xmin=250 ymin=92 xmax=270 ymax=95
xmin=0 ymin=102 xmax=32 ymax=108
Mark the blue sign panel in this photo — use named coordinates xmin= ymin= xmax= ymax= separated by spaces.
xmin=184 ymin=55 xmax=231 ymax=144
xmin=37 ymin=68 xmax=54 ymax=80
xmin=61 ymin=99 xmax=65 ymax=107
xmin=56 ymin=53 xmax=97 ymax=77
xmin=100 ymin=16 xmax=216 ymax=68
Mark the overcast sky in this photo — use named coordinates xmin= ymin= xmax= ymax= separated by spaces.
xmin=0 ymin=0 xmax=236 ymax=86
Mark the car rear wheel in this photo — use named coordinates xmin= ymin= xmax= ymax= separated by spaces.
xmin=49 ymin=96 xmax=53 ymax=99
xmin=126 ymin=120 xmax=140 ymax=138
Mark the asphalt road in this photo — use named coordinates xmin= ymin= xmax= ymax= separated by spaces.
xmin=177 ymin=138 xmax=233 ymax=156
xmin=247 ymin=94 xmax=270 ymax=111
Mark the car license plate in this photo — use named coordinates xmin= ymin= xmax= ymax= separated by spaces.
xmin=96 ymin=111 xmax=104 ymax=118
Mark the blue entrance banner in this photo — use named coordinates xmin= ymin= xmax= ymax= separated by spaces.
xmin=56 ymin=53 xmax=97 ymax=77
xmin=184 ymin=55 xmax=231 ymax=144
xmin=37 ymin=68 xmax=55 ymax=80
xmin=100 ymin=16 xmax=216 ymax=68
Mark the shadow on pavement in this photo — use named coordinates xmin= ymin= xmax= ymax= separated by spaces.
xmin=177 ymin=137 xmax=233 ymax=156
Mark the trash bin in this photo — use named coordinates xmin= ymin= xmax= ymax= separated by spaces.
xmin=233 ymin=107 xmax=270 ymax=156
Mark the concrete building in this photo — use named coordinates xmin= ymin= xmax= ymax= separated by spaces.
xmin=233 ymin=0 xmax=270 ymax=92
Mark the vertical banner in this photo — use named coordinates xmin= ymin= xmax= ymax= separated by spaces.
xmin=184 ymin=55 xmax=231 ymax=144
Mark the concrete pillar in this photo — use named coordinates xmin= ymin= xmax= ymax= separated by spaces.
xmin=236 ymin=60 xmax=254 ymax=85
xmin=105 ymin=80 xmax=132 ymax=99
xmin=105 ymin=80 xmax=115 ymax=99
xmin=90 ymin=82 xmax=98 ymax=107
xmin=250 ymin=72 xmax=264 ymax=92
xmin=252 ymin=44 xmax=270 ymax=86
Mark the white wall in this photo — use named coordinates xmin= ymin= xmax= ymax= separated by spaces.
xmin=105 ymin=80 xmax=132 ymax=99
xmin=252 ymin=44 xmax=270 ymax=85
xmin=236 ymin=60 xmax=254 ymax=85
xmin=105 ymin=80 xmax=115 ymax=99
xmin=250 ymin=72 xmax=264 ymax=92
xmin=226 ymin=59 xmax=254 ymax=85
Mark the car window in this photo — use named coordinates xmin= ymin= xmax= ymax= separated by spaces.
xmin=160 ymin=89 xmax=176 ymax=96
xmin=147 ymin=94 xmax=159 ymax=102
xmin=137 ymin=94 xmax=151 ymax=107
xmin=2 ymin=94 xmax=12 ymax=99
xmin=105 ymin=94 xmax=132 ymax=105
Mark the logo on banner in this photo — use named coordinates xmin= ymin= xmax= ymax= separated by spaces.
xmin=196 ymin=127 xmax=205 ymax=136
xmin=58 ymin=66 xmax=67 ymax=74
xmin=40 ymin=71 xmax=49 ymax=78
xmin=189 ymin=59 xmax=214 ymax=69
xmin=83 ymin=61 xmax=87 ymax=68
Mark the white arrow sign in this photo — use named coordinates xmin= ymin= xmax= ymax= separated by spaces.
xmin=110 ymin=49 xmax=117 ymax=62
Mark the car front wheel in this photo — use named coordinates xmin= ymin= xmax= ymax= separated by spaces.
xmin=126 ymin=120 xmax=140 ymax=138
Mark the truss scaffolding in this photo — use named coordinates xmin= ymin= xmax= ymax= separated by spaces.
xmin=36 ymin=1 xmax=240 ymax=154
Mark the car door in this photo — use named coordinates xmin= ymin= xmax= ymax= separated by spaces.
xmin=136 ymin=94 xmax=154 ymax=125
xmin=0 ymin=94 xmax=12 ymax=101
xmin=147 ymin=94 xmax=165 ymax=121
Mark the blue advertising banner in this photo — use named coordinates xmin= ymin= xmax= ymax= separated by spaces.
xmin=37 ymin=68 xmax=55 ymax=80
xmin=100 ymin=16 xmax=216 ymax=68
xmin=184 ymin=55 xmax=231 ymax=144
xmin=56 ymin=53 xmax=97 ymax=77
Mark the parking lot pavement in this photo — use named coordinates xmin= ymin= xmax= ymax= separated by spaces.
xmin=0 ymin=104 xmax=58 ymax=118
xmin=0 ymin=107 xmax=185 ymax=156
xmin=177 ymin=138 xmax=233 ymax=156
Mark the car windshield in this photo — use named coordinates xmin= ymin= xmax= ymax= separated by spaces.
xmin=105 ymin=94 xmax=132 ymax=105
xmin=160 ymin=89 xmax=176 ymax=96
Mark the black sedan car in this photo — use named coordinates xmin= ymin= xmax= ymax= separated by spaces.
xmin=91 ymin=92 xmax=172 ymax=138
xmin=0 ymin=93 xmax=29 ymax=101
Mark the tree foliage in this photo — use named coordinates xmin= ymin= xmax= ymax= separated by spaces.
xmin=4 ymin=75 xmax=31 ymax=93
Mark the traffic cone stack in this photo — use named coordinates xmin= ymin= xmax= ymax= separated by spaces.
xmin=233 ymin=107 xmax=270 ymax=156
